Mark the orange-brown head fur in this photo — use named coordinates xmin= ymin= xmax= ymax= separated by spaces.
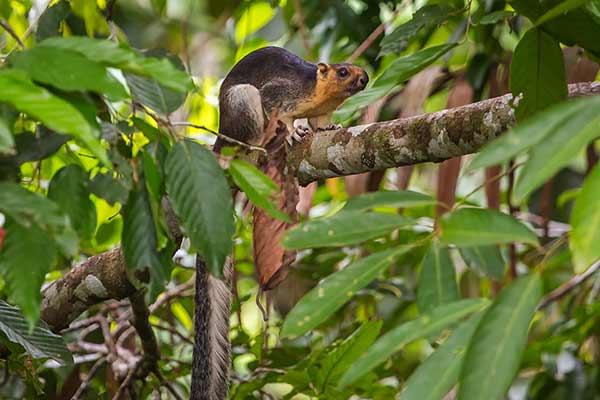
xmin=294 ymin=62 xmax=368 ymax=118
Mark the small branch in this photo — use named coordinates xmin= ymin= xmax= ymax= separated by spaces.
xmin=171 ymin=121 xmax=267 ymax=154
xmin=346 ymin=22 xmax=386 ymax=63
xmin=71 ymin=357 xmax=107 ymax=400
xmin=129 ymin=291 xmax=159 ymax=377
xmin=539 ymin=259 xmax=600 ymax=309
xmin=0 ymin=19 xmax=24 ymax=48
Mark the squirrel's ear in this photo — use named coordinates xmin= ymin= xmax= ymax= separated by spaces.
xmin=317 ymin=63 xmax=329 ymax=76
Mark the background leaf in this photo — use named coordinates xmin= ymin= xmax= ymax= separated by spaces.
xmin=459 ymin=245 xmax=505 ymax=280
xmin=165 ymin=140 xmax=234 ymax=277
xmin=282 ymin=211 xmax=414 ymax=249
xmin=417 ymin=241 xmax=460 ymax=313
xmin=0 ymin=116 xmax=14 ymax=155
xmin=0 ymin=300 xmax=72 ymax=365
xmin=343 ymin=190 xmax=436 ymax=211
xmin=439 ymin=208 xmax=538 ymax=247
xmin=281 ymin=246 xmax=412 ymax=337
xmin=458 ymin=274 xmax=542 ymax=400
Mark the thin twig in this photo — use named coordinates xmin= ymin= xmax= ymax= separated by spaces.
xmin=112 ymin=362 xmax=138 ymax=400
xmin=346 ymin=23 xmax=386 ymax=63
xmin=539 ymin=259 xmax=600 ymax=309
xmin=0 ymin=20 xmax=24 ymax=48
xmin=171 ymin=121 xmax=267 ymax=153
xmin=71 ymin=357 xmax=107 ymax=400
xmin=153 ymin=370 xmax=184 ymax=400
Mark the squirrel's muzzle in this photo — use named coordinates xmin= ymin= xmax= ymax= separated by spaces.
xmin=350 ymin=70 xmax=368 ymax=93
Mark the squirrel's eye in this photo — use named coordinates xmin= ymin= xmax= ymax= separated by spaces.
xmin=338 ymin=68 xmax=349 ymax=78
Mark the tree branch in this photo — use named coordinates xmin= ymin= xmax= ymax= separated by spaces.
xmin=290 ymin=82 xmax=600 ymax=185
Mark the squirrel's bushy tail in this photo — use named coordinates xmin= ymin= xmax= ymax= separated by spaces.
xmin=190 ymin=257 xmax=232 ymax=400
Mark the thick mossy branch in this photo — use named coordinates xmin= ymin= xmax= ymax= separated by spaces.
xmin=40 ymin=81 xmax=600 ymax=331
xmin=290 ymin=82 xmax=600 ymax=185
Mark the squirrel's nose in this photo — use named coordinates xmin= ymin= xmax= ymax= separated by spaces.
xmin=358 ymin=71 xmax=369 ymax=88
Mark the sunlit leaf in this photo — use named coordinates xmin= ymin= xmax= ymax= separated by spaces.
xmin=340 ymin=299 xmax=489 ymax=387
xmin=439 ymin=208 xmax=538 ymax=247
xmin=570 ymin=163 xmax=600 ymax=273
xmin=458 ymin=274 xmax=542 ymax=400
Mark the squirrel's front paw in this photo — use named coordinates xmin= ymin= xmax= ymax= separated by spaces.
xmin=316 ymin=124 xmax=342 ymax=132
xmin=286 ymin=125 xmax=312 ymax=145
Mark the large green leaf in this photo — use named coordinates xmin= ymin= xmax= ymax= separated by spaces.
xmin=417 ymin=241 xmax=459 ymax=313
xmin=535 ymin=0 xmax=590 ymax=25
xmin=10 ymin=46 xmax=128 ymax=101
xmin=439 ymin=208 xmax=538 ymax=247
xmin=510 ymin=28 xmax=567 ymax=121
xmin=335 ymin=43 xmax=457 ymax=120
xmin=48 ymin=165 xmax=97 ymax=241
xmin=0 ymin=182 xmax=77 ymax=256
xmin=165 ymin=140 xmax=234 ymax=277
xmin=281 ymin=246 xmax=412 ymax=337
xmin=0 ymin=219 xmax=57 ymax=325
xmin=459 ymin=245 xmax=505 ymax=280
xmin=379 ymin=5 xmax=450 ymax=56
xmin=399 ymin=312 xmax=484 ymax=400
xmin=467 ymin=98 xmax=592 ymax=171
xmin=282 ymin=211 xmax=414 ymax=249
xmin=343 ymin=190 xmax=436 ymax=211
xmin=0 ymin=116 xmax=14 ymax=155
xmin=39 ymin=36 xmax=193 ymax=92
xmin=339 ymin=298 xmax=489 ymax=387
xmin=121 ymin=179 xmax=169 ymax=296
xmin=229 ymin=159 xmax=290 ymax=222
xmin=316 ymin=320 xmax=382 ymax=390
xmin=0 ymin=69 xmax=108 ymax=165
xmin=570 ymin=163 xmax=600 ymax=273
xmin=458 ymin=274 xmax=542 ymax=400
xmin=0 ymin=300 xmax=72 ymax=365
xmin=514 ymin=107 xmax=600 ymax=201
xmin=125 ymin=73 xmax=186 ymax=115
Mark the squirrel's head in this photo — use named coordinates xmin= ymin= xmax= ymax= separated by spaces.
xmin=316 ymin=62 xmax=369 ymax=98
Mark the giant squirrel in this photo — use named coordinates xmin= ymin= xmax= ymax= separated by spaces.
xmin=191 ymin=46 xmax=368 ymax=400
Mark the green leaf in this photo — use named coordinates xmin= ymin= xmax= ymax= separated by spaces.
xmin=514 ymin=106 xmax=600 ymax=201
xmin=379 ymin=5 xmax=450 ymax=56
xmin=281 ymin=246 xmax=412 ymax=337
xmin=35 ymin=0 xmax=70 ymax=41
xmin=0 ymin=300 xmax=72 ymax=365
xmin=458 ymin=274 xmax=542 ymax=400
xmin=459 ymin=245 xmax=505 ymax=280
xmin=334 ymin=43 xmax=457 ymax=120
xmin=39 ymin=36 xmax=193 ymax=93
xmin=467 ymin=97 xmax=598 ymax=171
xmin=89 ymin=172 xmax=130 ymax=205
xmin=282 ymin=211 xmax=414 ymax=249
xmin=121 ymin=179 xmax=169 ymax=296
xmin=439 ymin=208 xmax=538 ymax=247
xmin=165 ymin=140 xmax=234 ymax=277
xmin=340 ymin=298 xmax=489 ymax=387
xmin=570 ymin=163 xmax=600 ymax=273
xmin=343 ymin=190 xmax=436 ymax=211
xmin=125 ymin=73 xmax=186 ymax=115
xmin=0 ymin=116 xmax=14 ymax=155
xmin=10 ymin=47 xmax=128 ymax=101
xmin=510 ymin=28 xmax=567 ymax=121
xmin=48 ymin=165 xmax=97 ymax=241
xmin=477 ymin=10 xmax=515 ymax=24
xmin=0 ymin=219 xmax=57 ymax=325
xmin=0 ymin=182 xmax=77 ymax=256
xmin=0 ymin=69 xmax=108 ymax=165
xmin=12 ymin=128 xmax=70 ymax=165
xmin=417 ymin=241 xmax=459 ymax=313
xmin=536 ymin=0 xmax=590 ymax=26
xmin=229 ymin=159 xmax=290 ymax=222
xmin=399 ymin=312 xmax=484 ymax=400
xmin=317 ymin=320 xmax=383 ymax=390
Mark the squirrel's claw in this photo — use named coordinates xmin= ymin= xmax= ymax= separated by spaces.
xmin=316 ymin=123 xmax=342 ymax=132
xmin=287 ymin=125 xmax=312 ymax=145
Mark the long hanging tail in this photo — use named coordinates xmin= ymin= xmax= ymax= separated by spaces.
xmin=190 ymin=257 xmax=232 ymax=400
